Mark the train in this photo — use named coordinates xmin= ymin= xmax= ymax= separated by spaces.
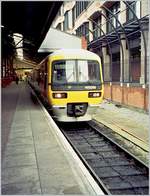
xmin=29 ymin=49 xmax=104 ymax=122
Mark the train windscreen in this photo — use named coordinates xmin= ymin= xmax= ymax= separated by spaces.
xmin=52 ymin=60 xmax=102 ymax=90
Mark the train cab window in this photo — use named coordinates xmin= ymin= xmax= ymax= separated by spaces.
xmin=53 ymin=60 xmax=76 ymax=83
xmin=78 ymin=61 xmax=89 ymax=82
xmin=78 ymin=60 xmax=100 ymax=83
xmin=53 ymin=61 xmax=66 ymax=82
xmin=66 ymin=61 xmax=76 ymax=82
xmin=52 ymin=60 xmax=101 ymax=86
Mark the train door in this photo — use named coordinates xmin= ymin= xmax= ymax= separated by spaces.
xmin=44 ymin=60 xmax=48 ymax=97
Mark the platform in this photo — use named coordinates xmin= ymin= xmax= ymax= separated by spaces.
xmin=2 ymin=81 xmax=149 ymax=194
xmin=1 ymin=82 xmax=103 ymax=195
xmin=93 ymin=100 xmax=149 ymax=152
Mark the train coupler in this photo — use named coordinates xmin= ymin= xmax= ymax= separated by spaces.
xmin=67 ymin=103 xmax=88 ymax=117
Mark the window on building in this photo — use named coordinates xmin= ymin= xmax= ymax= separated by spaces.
xmin=126 ymin=1 xmax=141 ymax=21
xmin=76 ymin=1 xmax=90 ymax=18
xmin=112 ymin=53 xmax=120 ymax=82
xmin=85 ymin=1 xmax=90 ymax=8
xmin=72 ymin=6 xmax=76 ymax=27
xmin=63 ymin=11 xmax=69 ymax=31
xmin=106 ymin=2 xmax=120 ymax=33
xmin=93 ymin=17 xmax=101 ymax=40
xmin=130 ymin=48 xmax=141 ymax=82
xmin=128 ymin=36 xmax=141 ymax=83
xmin=85 ymin=22 xmax=89 ymax=42
xmin=76 ymin=22 xmax=89 ymax=42
xmin=76 ymin=26 xmax=82 ymax=37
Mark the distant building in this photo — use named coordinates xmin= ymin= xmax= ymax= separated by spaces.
xmin=52 ymin=1 xmax=149 ymax=111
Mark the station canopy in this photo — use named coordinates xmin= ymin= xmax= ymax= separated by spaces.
xmin=38 ymin=28 xmax=82 ymax=53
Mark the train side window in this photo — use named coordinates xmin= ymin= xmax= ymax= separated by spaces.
xmin=44 ymin=60 xmax=47 ymax=89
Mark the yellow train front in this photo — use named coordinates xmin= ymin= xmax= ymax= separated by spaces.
xmin=32 ymin=49 xmax=104 ymax=122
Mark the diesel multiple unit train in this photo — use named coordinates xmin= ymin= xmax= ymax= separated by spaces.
xmin=29 ymin=49 xmax=104 ymax=122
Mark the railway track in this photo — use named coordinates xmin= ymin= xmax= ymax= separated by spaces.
xmin=58 ymin=122 xmax=149 ymax=195
xmin=30 ymin=86 xmax=149 ymax=195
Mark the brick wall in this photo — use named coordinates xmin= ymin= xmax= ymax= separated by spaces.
xmin=112 ymin=84 xmax=122 ymax=103
xmin=104 ymin=83 xmax=149 ymax=111
xmin=81 ymin=36 xmax=87 ymax=49
xmin=103 ymin=84 xmax=112 ymax=100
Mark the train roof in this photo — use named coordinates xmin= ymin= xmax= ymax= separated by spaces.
xmin=38 ymin=49 xmax=101 ymax=65
xmin=48 ymin=49 xmax=100 ymax=61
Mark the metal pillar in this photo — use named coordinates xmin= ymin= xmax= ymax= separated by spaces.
xmin=88 ymin=18 xmax=113 ymax=82
xmin=123 ymin=1 xmax=148 ymax=84
xmin=102 ymin=5 xmax=131 ymax=83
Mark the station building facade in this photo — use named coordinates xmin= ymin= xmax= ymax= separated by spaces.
xmin=52 ymin=1 xmax=149 ymax=112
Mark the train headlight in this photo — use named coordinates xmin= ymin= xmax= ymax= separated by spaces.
xmin=52 ymin=93 xmax=67 ymax=99
xmin=88 ymin=92 xmax=101 ymax=98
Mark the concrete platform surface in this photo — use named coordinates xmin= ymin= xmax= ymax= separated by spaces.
xmin=1 ymin=82 xmax=104 ymax=195
xmin=93 ymin=100 xmax=149 ymax=152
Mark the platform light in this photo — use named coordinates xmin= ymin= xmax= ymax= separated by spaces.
xmin=52 ymin=93 xmax=67 ymax=99
xmin=88 ymin=92 xmax=101 ymax=98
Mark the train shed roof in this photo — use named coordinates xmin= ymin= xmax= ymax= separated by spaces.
xmin=2 ymin=1 xmax=62 ymax=63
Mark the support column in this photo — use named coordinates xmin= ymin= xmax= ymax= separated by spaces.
xmin=119 ymin=33 xmax=127 ymax=83
xmin=101 ymin=8 xmax=111 ymax=82
xmin=102 ymin=47 xmax=111 ymax=81
xmin=101 ymin=8 xmax=106 ymax=34
xmin=140 ymin=0 xmax=149 ymax=84
xmin=120 ymin=1 xmax=127 ymax=24
xmin=121 ymin=34 xmax=129 ymax=83
xmin=120 ymin=1 xmax=130 ymax=83
xmin=88 ymin=20 xmax=93 ymax=42
xmin=140 ymin=23 xmax=148 ymax=84
xmin=68 ymin=9 xmax=72 ymax=30
xmin=61 ymin=22 xmax=63 ymax=31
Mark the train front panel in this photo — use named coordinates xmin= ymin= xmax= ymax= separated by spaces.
xmin=46 ymin=53 xmax=104 ymax=122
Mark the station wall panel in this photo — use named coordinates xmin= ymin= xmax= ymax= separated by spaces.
xmin=104 ymin=83 xmax=149 ymax=111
